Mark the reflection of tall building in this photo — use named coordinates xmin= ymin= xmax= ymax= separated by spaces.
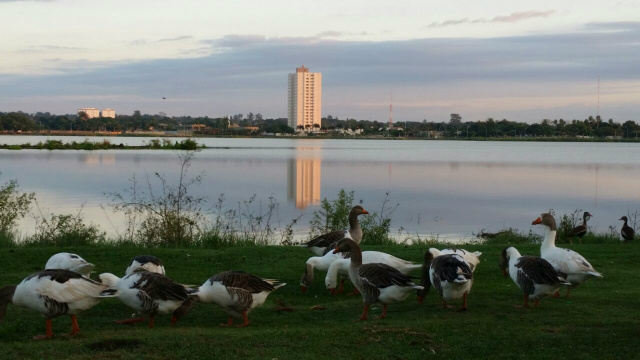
xmin=288 ymin=156 xmax=321 ymax=209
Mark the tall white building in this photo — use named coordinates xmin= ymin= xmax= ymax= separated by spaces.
xmin=101 ymin=108 xmax=116 ymax=118
xmin=288 ymin=65 xmax=322 ymax=131
xmin=77 ymin=108 xmax=100 ymax=119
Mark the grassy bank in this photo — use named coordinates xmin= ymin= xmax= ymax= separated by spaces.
xmin=0 ymin=243 xmax=638 ymax=359
xmin=0 ymin=139 xmax=202 ymax=151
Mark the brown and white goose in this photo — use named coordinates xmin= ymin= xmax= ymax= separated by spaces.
xmin=534 ymin=213 xmax=602 ymax=297
xmin=420 ymin=248 xmax=473 ymax=311
xmin=332 ymin=238 xmax=423 ymax=320
xmin=620 ymin=216 xmax=635 ymax=242
xmin=567 ymin=212 xmax=592 ymax=244
xmin=499 ymin=247 xmax=571 ymax=307
xmin=0 ymin=269 xmax=109 ymax=339
xmin=189 ymin=271 xmax=285 ymax=327
xmin=302 ymin=206 xmax=369 ymax=256
xmin=99 ymin=270 xmax=196 ymax=328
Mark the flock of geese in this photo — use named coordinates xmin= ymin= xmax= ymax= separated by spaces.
xmin=0 ymin=206 xmax=631 ymax=339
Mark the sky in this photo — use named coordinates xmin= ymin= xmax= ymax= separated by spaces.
xmin=0 ymin=0 xmax=639 ymax=122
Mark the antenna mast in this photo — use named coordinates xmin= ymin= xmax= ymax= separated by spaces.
xmin=389 ymin=92 xmax=393 ymax=128
xmin=597 ymin=74 xmax=600 ymax=117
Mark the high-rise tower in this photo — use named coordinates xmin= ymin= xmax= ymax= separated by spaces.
xmin=287 ymin=65 xmax=322 ymax=131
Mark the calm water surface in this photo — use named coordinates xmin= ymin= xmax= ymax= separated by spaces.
xmin=1 ymin=135 xmax=640 ymax=242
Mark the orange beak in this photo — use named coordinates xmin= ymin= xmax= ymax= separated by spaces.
xmin=332 ymin=248 xmax=339 ymax=254
xmin=362 ymin=209 xmax=369 ymax=215
xmin=532 ymin=217 xmax=542 ymax=225
xmin=417 ymin=296 xmax=424 ymax=304
xmin=502 ymin=269 xmax=508 ymax=278
xmin=300 ymin=286 xmax=307 ymax=294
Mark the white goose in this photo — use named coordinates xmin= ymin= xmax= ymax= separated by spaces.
xmin=0 ymin=269 xmax=108 ymax=339
xmin=99 ymin=270 xmax=196 ymax=328
xmin=499 ymin=246 xmax=571 ymax=307
xmin=300 ymin=248 xmax=346 ymax=293
xmin=417 ymin=248 xmax=480 ymax=303
xmin=45 ymin=253 xmax=95 ymax=277
xmin=301 ymin=206 xmax=369 ymax=256
xmin=125 ymin=255 xmax=166 ymax=275
xmin=533 ymin=213 xmax=602 ymax=297
xmin=421 ymin=248 xmax=473 ymax=311
xmin=189 ymin=271 xmax=285 ymax=327
xmin=332 ymin=238 xmax=423 ymax=320
xmin=325 ymin=251 xmax=421 ymax=294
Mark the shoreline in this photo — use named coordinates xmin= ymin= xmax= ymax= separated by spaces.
xmin=2 ymin=132 xmax=640 ymax=144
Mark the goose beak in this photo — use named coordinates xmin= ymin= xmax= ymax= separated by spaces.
xmin=362 ymin=209 xmax=369 ymax=215
xmin=417 ymin=296 xmax=424 ymax=304
xmin=332 ymin=248 xmax=339 ymax=254
xmin=502 ymin=269 xmax=508 ymax=278
xmin=300 ymin=286 xmax=307 ymax=294
xmin=532 ymin=217 xmax=542 ymax=225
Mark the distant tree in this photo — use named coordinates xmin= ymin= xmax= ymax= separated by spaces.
xmin=450 ymin=113 xmax=462 ymax=125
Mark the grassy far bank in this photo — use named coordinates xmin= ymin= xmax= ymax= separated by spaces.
xmin=0 ymin=139 xmax=202 ymax=151
xmin=4 ymin=135 xmax=640 ymax=145
xmin=0 ymin=243 xmax=638 ymax=360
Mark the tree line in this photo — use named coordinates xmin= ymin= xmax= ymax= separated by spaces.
xmin=1 ymin=111 xmax=638 ymax=138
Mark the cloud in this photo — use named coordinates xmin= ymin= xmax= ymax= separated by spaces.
xmin=0 ymin=0 xmax=55 ymax=2
xmin=1 ymin=22 xmax=639 ymax=121
xmin=427 ymin=10 xmax=557 ymax=28
xmin=158 ymin=35 xmax=194 ymax=42
xmin=17 ymin=45 xmax=86 ymax=53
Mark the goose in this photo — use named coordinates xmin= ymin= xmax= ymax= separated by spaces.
xmin=301 ymin=206 xmax=369 ymax=256
xmin=567 ymin=212 xmax=592 ymax=244
xmin=325 ymin=251 xmax=421 ymax=294
xmin=0 ymin=269 xmax=109 ymax=339
xmin=332 ymin=238 xmax=423 ymax=320
xmin=189 ymin=271 xmax=285 ymax=327
xmin=620 ymin=216 xmax=635 ymax=242
xmin=499 ymin=247 xmax=571 ymax=307
xmin=125 ymin=255 xmax=166 ymax=275
xmin=300 ymin=248 xmax=346 ymax=293
xmin=45 ymin=253 xmax=95 ymax=277
xmin=533 ymin=213 xmax=602 ymax=297
xmin=98 ymin=270 xmax=196 ymax=328
xmin=420 ymin=248 xmax=473 ymax=311
xmin=440 ymin=248 xmax=482 ymax=272
xmin=417 ymin=248 xmax=480 ymax=304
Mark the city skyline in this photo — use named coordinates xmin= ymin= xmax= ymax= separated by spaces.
xmin=0 ymin=1 xmax=639 ymax=122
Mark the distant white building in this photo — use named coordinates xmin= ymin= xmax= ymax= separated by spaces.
xmin=101 ymin=108 xmax=116 ymax=118
xmin=288 ymin=65 xmax=322 ymax=132
xmin=77 ymin=107 xmax=100 ymax=119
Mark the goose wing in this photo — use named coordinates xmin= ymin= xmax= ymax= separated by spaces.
xmin=358 ymin=263 xmax=415 ymax=288
xmin=26 ymin=269 xmax=106 ymax=303
xmin=304 ymin=230 xmax=346 ymax=249
xmin=622 ymin=226 xmax=635 ymax=241
xmin=568 ymin=224 xmax=587 ymax=238
xmin=130 ymin=272 xmax=188 ymax=301
xmin=515 ymin=256 xmax=566 ymax=294
xmin=209 ymin=271 xmax=275 ymax=293
xmin=431 ymin=254 xmax=472 ymax=283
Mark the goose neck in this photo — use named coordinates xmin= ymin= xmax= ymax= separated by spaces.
xmin=541 ymin=228 xmax=557 ymax=249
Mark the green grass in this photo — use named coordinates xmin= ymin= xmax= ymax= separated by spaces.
xmin=0 ymin=244 xmax=638 ymax=359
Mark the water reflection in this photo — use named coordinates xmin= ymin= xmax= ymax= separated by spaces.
xmin=82 ymin=153 xmax=116 ymax=166
xmin=287 ymin=146 xmax=322 ymax=209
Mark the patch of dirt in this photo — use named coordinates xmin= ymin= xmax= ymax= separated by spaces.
xmin=86 ymin=339 xmax=144 ymax=352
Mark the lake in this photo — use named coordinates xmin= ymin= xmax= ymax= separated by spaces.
xmin=1 ymin=135 xmax=639 ymax=242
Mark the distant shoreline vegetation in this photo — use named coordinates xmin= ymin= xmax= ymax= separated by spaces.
xmin=0 ymin=110 xmax=638 ymax=141
xmin=0 ymin=139 xmax=203 ymax=151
